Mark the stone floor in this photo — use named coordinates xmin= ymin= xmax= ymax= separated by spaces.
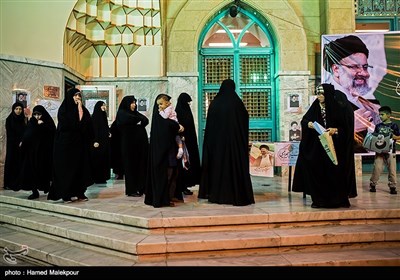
xmin=3 ymin=171 xmax=397 ymax=216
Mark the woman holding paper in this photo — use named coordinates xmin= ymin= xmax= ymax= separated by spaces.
xmin=292 ymin=84 xmax=357 ymax=208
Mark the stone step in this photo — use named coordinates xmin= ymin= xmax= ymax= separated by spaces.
xmin=2 ymin=195 xmax=400 ymax=233
xmin=1 ymin=190 xmax=399 ymax=266
xmin=1 ymin=225 xmax=399 ymax=267
xmin=0 ymin=226 xmax=135 ymax=266
xmin=0 ymin=206 xmax=146 ymax=255
xmin=1 ymin=205 xmax=399 ymax=263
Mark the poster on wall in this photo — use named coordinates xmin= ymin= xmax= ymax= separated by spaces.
xmin=321 ymin=31 xmax=400 ymax=153
xmin=287 ymin=93 xmax=301 ymax=113
xmin=36 ymin=99 xmax=61 ymax=118
xmin=76 ymin=85 xmax=116 ymax=124
xmin=12 ymin=89 xmax=30 ymax=108
xmin=249 ymin=142 xmax=274 ymax=177
xmin=274 ymin=142 xmax=299 ymax=167
xmin=43 ymin=85 xmax=60 ymax=99
xmin=288 ymin=120 xmax=302 ymax=141
xmin=137 ymin=98 xmax=148 ymax=112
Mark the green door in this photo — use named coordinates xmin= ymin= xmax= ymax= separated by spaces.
xmin=198 ymin=6 xmax=277 ymax=152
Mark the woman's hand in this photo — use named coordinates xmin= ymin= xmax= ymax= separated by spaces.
xmin=327 ymin=128 xmax=338 ymax=136
xmin=308 ymin=122 xmax=314 ymax=129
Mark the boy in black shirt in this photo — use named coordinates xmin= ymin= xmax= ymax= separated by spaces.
xmin=369 ymin=106 xmax=400 ymax=194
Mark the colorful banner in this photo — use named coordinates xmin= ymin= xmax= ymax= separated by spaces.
xmin=321 ymin=32 xmax=400 ymax=153
xmin=274 ymin=142 xmax=299 ymax=167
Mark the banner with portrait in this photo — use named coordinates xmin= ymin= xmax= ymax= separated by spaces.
xmin=249 ymin=142 xmax=274 ymax=177
xmin=321 ymin=32 xmax=400 ymax=153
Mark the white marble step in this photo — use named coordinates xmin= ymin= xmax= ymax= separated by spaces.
xmin=0 ymin=206 xmax=146 ymax=255
xmin=2 ymin=194 xmax=400 ymax=233
xmin=0 ymin=226 xmax=135 ymax=266
xmin=1 ymin=205 xmax=399 ymax=261
xmin=1 ymin=225 xmax=399 ymax=267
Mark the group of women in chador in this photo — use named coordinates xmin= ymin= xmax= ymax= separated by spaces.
xmin=4 ymin=80 xmax=357 ymax=209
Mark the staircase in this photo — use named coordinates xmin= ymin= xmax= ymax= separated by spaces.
xmin=1 ymin=192 xmax=400 ymax=267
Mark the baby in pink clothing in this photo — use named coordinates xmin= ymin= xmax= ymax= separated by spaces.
xmin=156 ymin=95 xmax=184 ymax=158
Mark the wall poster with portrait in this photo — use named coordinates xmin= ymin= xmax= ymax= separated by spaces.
xmin=321 ymin=31 xmax=400 ymax=153
xmin=12 ymin=89 xmax=31 ymax=109
xmin=76 ymin=85 xmax=116 ymax=124
xmin=249 ymin=142 xmax=275 ymax=177
xmin=287 ymin=93 xmax=301 ymax=113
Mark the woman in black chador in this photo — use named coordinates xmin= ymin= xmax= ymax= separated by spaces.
xmin=174 ymin=92 xmax=201 ymax=199
xmin=116 ymin=95 xmax=149 ymax=197
xmin=47 ymin=88 xmax=94 ymax=202
xmin=110 ymin=120 xmax=124 ymax=180
xmin=91 ymin=101 xmax=111 ymax=184
xmin=292 ymin=83 xmax=357 ymax=208
xmin=198 ymin=79 xmax=254 ymax=206
xmin=145 ymin=94 xmax=182 ymax=207
xmin=4 ymin=102 xmax=26 ymax=190
xmin=18 ymin=105 xmax=56 ymax=199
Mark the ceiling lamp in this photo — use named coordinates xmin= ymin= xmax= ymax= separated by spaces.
xmin=229 ymin=0 xmax=241 ymax=18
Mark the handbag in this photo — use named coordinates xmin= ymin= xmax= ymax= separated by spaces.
xmin=362 ymin=132 xmax=393 ymax=153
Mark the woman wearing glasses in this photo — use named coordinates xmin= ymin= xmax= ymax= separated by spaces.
xmin=292 ymin=84 xmax=357 ymax=208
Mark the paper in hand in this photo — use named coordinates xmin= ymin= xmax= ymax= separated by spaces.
xmin=313 ymin=121 xmax=326 ymax=135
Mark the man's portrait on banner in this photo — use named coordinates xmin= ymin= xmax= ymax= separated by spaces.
xmin=322 ymin=32 xmax=400 ymax=152
xmin=249 ymin=143 xmax=274 ymax=177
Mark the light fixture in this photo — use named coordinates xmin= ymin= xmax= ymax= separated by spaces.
xmin=209 ymin=42 xmax=248 ymax=47
xmin=229 ymin=0 xmax=241 ymax=18
xmin=355 ymin=29 xmax=389 ymax=33
xmin=216 ymin=29 xmax=248 ymax=34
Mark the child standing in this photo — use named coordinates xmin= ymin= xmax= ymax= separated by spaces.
xmin=369 ymin=106 xmax=400 ymax=195
xmin=156 ymin=95 xmax=184 ymax=159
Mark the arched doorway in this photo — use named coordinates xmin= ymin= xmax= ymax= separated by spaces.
xmin=198 ymin=5 xmax=277 ymax=150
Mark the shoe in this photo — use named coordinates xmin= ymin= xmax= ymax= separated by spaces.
xmin=127 ymin=192 xmax=142 ymax=197
xmin=183 ymin=189 xmax=193 ymax=195
xmin=28 ymin=191 xmax=39 ymax=200
xmin=311 ymin=202 xmax=321 ymax=208
xmin=115 ymin=175 xmax=124 ymax=180
xmin=369 ymin=185 xmax=376 ymax=192
xmin=171 ymin=197 xmax=183 ymax=203
xmin=169 ymin=202 xmax=176 ymax=207
xmin=63 ymin=198 xmax=73 ymax=203
xmin=390 ymin=188 xmax=397 ymax=195
xmin=311 ymin=202 xmax=326 ymax=208
xmin=341 ymin=201 xmax=351 ymax=208
xmin=78 ymin=195 xmax=89 ymax=201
